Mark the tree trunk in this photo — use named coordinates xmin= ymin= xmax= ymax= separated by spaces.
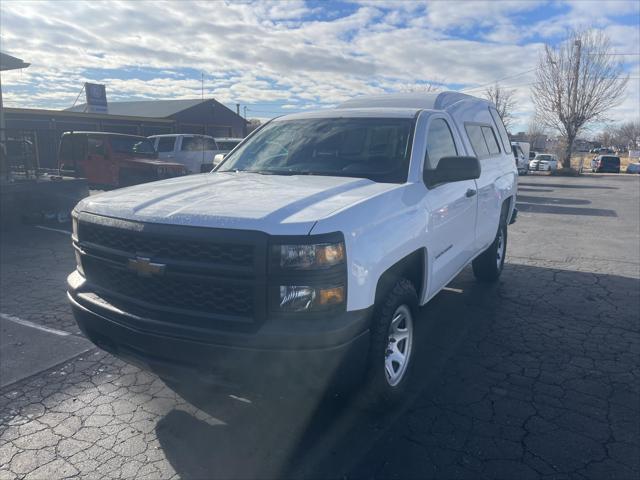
xmin=563 ymin=134 xmax=575 ymax=169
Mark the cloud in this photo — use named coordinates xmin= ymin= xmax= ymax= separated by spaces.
xmin=0 ymin=0 xmax=638 ymax=132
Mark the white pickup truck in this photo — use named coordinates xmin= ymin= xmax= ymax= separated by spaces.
xmin=149 ymin=134 xmax=242 ymax=174
xmin=68 ymin=92 xmax=517 ymax=402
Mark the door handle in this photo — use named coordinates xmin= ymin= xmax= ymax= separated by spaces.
xmin=466 ymin=188 xmax=477 ymax=198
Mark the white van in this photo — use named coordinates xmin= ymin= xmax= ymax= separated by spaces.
xmin=511 ymin=142 xmax=529 ymax=175
xmin=149 ymin=134 xmax=220 ymax=174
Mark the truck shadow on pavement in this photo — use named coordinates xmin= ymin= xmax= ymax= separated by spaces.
xmin=516 ymin=202 xmax=617 ymax=217
xmin=519 ymin=182 xmax=618 ymax=190
xmin=152 ymin=264 xmax=639 ymax=480
xmin=516 ymin=195 xmax=591 ymax=206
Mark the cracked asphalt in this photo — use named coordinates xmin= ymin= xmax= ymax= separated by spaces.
xmin=1 ymin=174 xmax=638 ymax=479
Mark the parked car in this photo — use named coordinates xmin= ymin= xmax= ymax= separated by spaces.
xmin=212 ymin=137 xmax=243 ymax=167
xmin=529 ymin=153 xmax=558 ymax=171
xmin=625 ymin=162 xmax=640 ymax=174
xmin=511 ymin=142 xmax=529 ymax=175
xmin=214 ymin=137 xmax=243 ymax=152
xmin=593 ymin=155 xmax=621 ymax=173
xmin=58 ymin=132 xmax=186 ymax=188
xmin=149 ymin=134 xmax=215 ymax=173
xmin=68 ymin=92 xmax=517 ymax=402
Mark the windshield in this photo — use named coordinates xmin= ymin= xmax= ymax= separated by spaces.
xmin=536 ymin=154 xmax=552 ymax=160
xmin=110 ymin=137 xmax=156 ymax=155
xmin=217 ymin=118 xmax=415 ymax=183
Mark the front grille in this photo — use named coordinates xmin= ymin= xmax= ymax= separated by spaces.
xmin=83 ymin=257 xmax=253 ymax=317
xmin=80 ymin=222 xmax=254 ymax=267
xmin=75 ymin=215 xmax=267 ymax=329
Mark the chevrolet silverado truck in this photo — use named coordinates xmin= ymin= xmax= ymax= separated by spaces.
xmin=68 ymin=92 xmax=517 ymax=401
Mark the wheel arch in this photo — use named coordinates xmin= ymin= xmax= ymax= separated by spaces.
xmin=502 ymin=196 xmax=514 ymax=226
xmin=374 ymin=248 xmax=427 ymax=307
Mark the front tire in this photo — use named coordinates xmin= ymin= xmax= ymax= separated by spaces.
xmin=365 ymin=278 xmax=418 ymax=405
xmin=472 ymin=223 xmax=507 ymax=282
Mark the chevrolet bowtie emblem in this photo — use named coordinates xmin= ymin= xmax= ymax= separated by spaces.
xmin=127 ymin=256 xmax=166 ymax=277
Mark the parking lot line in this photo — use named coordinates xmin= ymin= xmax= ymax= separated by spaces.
xmin=0 ymin=312 xmax=71 ymax=336
xmin=34 ymin=225 xmax=71 ymax=236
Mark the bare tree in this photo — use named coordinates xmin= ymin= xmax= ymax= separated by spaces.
xmin=615 ymin=120 xmax=640 ymax=149
xmin=532 ymin=29 xmax=628 ymax=169
xmin=402 ymin=78 xmax=444 ymax=93
xmin=526 ymin=113 xmax=548 ymax=149
xmin=596 ymin=127 xmax=616 ymax=149
xmin=484 ymin=83 xmax=517 ymax=131
xmin=246 ymin=118 xmax=262 ymax=134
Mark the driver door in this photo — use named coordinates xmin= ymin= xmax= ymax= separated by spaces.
xmin=422 ymin=116 xmax=479 ymax=298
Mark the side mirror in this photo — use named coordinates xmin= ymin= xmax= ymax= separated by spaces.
xmin=213 ymin=153 xmax=225 ymax=166
xmin=424 ymin=156 xmax=481 ymax=188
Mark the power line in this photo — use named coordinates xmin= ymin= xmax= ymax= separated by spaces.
xmin=587 ymin=53 xmax=640 ymax=56
xmin=463 ymin=76 xmax=639 ymax=94
xmin=460 ymin=68 xmax=537 ymax=93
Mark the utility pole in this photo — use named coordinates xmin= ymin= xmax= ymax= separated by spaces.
xmin=201 ymin=72 xmax=204 ymax=101
xmin=244 ymin=106 xmax=247 ymax=119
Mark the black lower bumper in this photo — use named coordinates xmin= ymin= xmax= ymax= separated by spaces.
xmin=68 ymin=274 xmax=372 ymax=391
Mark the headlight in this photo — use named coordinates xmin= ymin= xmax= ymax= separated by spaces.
xmin=274 ymin=242 xmax=345 ymax=270
xmin=279 ymin=285 xmax=345 ymax=312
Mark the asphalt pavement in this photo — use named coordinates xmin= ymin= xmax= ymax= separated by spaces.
xmin=0 ymin=174 xmax=638 ymax=479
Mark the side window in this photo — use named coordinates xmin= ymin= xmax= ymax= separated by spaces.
xmin=182 ymin=137 xmax=204 ymax=151
xmin=203 ymin=138 xmax=218 ymax=150
xmin=157 ymin=137 xmax=176 ymax=153
xmin=71 ymin=135 xmax=88 ymax=162
xmin=425 ymin=118 xmax=458 ymax=169
xmin=481 ymin=126 xmax=501 ymax=155
xmin=59 ymin=136 xmax=73 ymax=161
xmin=489 ymin=107 xmax=511 ymax=152
xmin=465 ymin=124 xmax=489 ymax=158
xmin=88 ymin=137 xmax=105 ymax=156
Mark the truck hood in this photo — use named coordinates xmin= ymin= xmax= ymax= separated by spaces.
xmin=76 ymin=172 xmax=399 ymax=235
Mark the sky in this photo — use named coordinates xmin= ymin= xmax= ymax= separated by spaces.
xmin=1 ymin=0 xmax=639 ymax=134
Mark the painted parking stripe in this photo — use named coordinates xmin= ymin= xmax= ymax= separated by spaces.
xmin=34 ymin=225 xmax=71 ymax=235
xmin=0 ymin=313 xmax=71 ymax=336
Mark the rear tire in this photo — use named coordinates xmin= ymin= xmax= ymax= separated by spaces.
xmin=364 ymin=278 xmax=418 ymax=406
xmin=472 ymin=223 xmax=507 ymax=283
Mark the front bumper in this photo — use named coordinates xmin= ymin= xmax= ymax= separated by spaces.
xmin=68 ymin=272 xmax=371 ymax=390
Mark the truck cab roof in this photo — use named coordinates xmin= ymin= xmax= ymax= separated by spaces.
xmin=276 ymin=91 xmax=493 ymax=121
